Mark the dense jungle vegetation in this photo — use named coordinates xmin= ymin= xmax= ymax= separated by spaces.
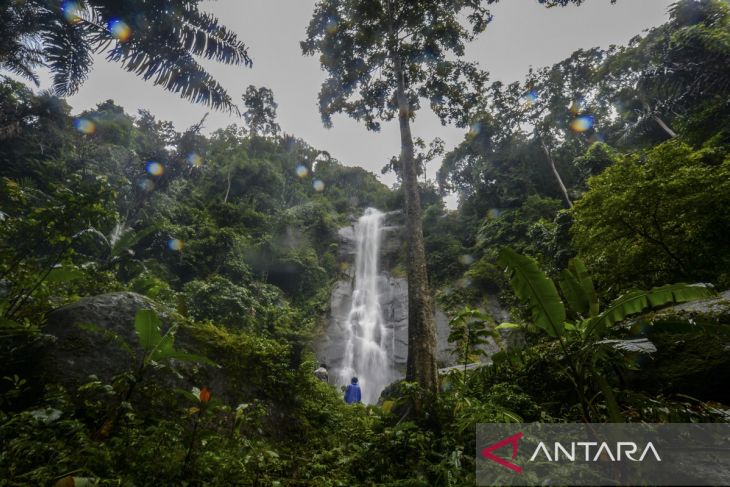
xmin=1 ymin=0 xmax=729 ymax=485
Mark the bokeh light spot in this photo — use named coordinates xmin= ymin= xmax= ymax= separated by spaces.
xmin=458 ymin=254 xmax=475 ymax=266
xmin=570 ymin=115 xmax=594 ymax=133
xmin=457 ymin=277 xmax=473 ymax=289
xmin=522 ymin=90 xmax=538 ymax=106
xmin=313 ymin=179 xmax=325 ymax=192
xmin=145 ymin=161 xmax=164 ymax=176
xmin=73 ymin=117 xmax=96 ymax=135
xmin=295 ymin=164 xmax=309 ymax=178
xmin=487 ymin=208 xmax=501 ymax=219
xmin=325 ymin=18 xmax=339 ymax=34
xmin=469 ymin=122 xmax=481 ymax=137
xmin=108 ymin=19 xmax=131 ymax=42
xmin=168 ymin=239 xmax=184 ymax=251
xmin=187 ymin=152 xmax=202 ymax=166
xmin=62 ymin=1 xmax=81 ymax=23
xmin=138 ymin=179 xmax=155 ymax=192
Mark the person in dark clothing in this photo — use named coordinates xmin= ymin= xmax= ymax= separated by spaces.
xmin=344 ymin=377 xmax=361 ymax=404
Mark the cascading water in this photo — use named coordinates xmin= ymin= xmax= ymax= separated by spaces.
xmin=337 ymin=208 xmax=395 ymax=404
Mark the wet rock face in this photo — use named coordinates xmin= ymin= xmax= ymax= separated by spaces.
xmin=336 ymin=217 xmax=403 ymax=269
xmin=316 ymin=271 xmax=410 ymax=377
xmin=380 ymin=275 xmax=409 ymax=365
xmin=319 ymin=219 xmax=512 ymax=381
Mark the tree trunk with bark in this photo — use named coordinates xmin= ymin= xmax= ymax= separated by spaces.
xmin=394 ymin=58 xmax=439 ymax=396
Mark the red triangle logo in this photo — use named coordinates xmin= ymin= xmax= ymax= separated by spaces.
xmin=480 ymin=432 xmax=523 ymax=474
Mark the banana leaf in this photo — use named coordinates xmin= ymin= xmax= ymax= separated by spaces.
xmin=587 ymin=283 xmax=714 ymax=336
xmin=498 ymin=247 xmax=566 ymax=337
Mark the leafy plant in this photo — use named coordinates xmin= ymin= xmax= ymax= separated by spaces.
xmin=133 ymin=309 xmax=213 ymax=366
xmin=96 ymin=309 xmax=215 ymax=439
xmin=498 ymin=247 xmax=714 ymax=341
xmin=497 ymin=246 xmax=715 ymax=420
xmin=447 ymin=307 xmax=496 ymax=381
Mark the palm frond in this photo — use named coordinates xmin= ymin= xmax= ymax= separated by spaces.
xmin=180 ymin=8 xmax=252 ymax=66
xmin=41 ymin=10 xmax=92 ymax=96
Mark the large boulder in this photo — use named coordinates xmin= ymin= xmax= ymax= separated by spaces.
xmin=622 ymin=290 xmax=730 ymax=403
xmin=651 ymin=289 xmax=730 ymax=323
xmin=36 ymin=292 xmax=245 ymax=410
xmin=40 ymin=292 xmax=165 ymax=388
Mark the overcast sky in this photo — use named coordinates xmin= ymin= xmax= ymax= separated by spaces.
xmin=30 ymin=0 xmax=675 ymax=205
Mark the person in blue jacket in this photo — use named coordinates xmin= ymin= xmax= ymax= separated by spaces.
xmin=344 ymin=377 xmax=361 ymax=404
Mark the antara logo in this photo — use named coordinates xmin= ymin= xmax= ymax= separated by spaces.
xmin=481 ymin=432 xmax=661 ymax=473
xmin=481 ymin=432 xmax=524 ymax=473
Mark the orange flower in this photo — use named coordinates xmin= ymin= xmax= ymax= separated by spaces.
xmin=199 ymin=387 xmax=211 ymax=403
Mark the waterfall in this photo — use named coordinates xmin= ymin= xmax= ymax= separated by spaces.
xmin=337 ymin=208 xmax=394 ymax=404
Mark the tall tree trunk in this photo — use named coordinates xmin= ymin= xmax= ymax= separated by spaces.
xmin=538 ymin=135 xmax=573 ymax=208
xmin=394 ymin=57 xmax=438 ymax=396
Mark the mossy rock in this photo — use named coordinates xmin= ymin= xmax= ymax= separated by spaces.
xmin=35 ymin=292 xmax=286 ymax=415
xmin=623 ymin=290 xmax=730 ymax=403
xmin=627 ymin=332 xmax=730 ymax=403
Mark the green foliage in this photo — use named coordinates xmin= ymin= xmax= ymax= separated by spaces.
xmin=2 ymin=4 xmax=730 ymax=485
xmin=302 ymin=0 xmax=493 ymax=131
xmin=558 ymin=257 xmax=598 ymax=318
xmin=499 ymin=248 xmax=715 ymax=341
xmin=472 ymin=196 xmax=567 ymax=275
xmin=573 ymin=142 xmax=620 ymax=180
xmin=133 ymin=309 xmax=214 ymax=366
xmin=498 ymin=247 xmax=566 ymax=338
xmin=183 ymin=276 xmax=262 ymax=330
xmin=588 ymin=283 xmax=715 ymax=336
xmin=242 ymin=85 xmax=281 ymax=137
xmin=464 ymin=258 xmax=503 ymax=294
xmin=129 ymin=272 xmax=177 ymax=305
xmin=572 ymin=140 xmax=730 ymax=290
xmin=447 ymin=307 xmax=495 ymax=375
xmin=498 ymin=247 xmax=716 ymax=420
xmin=422 ymin=204 xmax=472 ymax=285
